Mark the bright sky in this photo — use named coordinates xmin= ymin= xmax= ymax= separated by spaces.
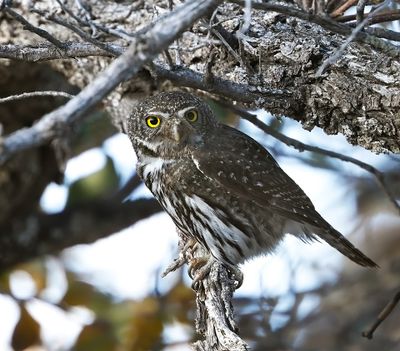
xmin=1 ymin=112 xmax=394 ymax=350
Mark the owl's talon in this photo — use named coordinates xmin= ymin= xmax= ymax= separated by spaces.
xmin=189 ymin=256 xmax=214 ymax=289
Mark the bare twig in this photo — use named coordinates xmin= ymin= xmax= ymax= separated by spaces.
xmin=55 ymin=0 xmax=134 ymax=41
xmin=114 ymin=173 xmax=142 ymax=202
xmin=336 ymin=9 xmax=400 ymax=24
xmin=362 ymin=290 xmax=400 ymax=339
xmin=0 ymin=91 xmax=73 ymax=104
xmin=2 ymin=7 xmax=65 ymax=48
xmin=0 ymin=0 xmax=221 ymax=165
xmin=221 ymin=104 xmax=400 ymax=215
xmin=238 ymin=0 xmax=252 ymax=36
xmin=210 ymin=26 xmax=243 ymax=65
xmin=32 ymin=8 xmax=121 ymax=56
xmin=316 ymin=0 xmax=391 ymax=76
xmin=363 ymin=26 xmax=400 ymax=41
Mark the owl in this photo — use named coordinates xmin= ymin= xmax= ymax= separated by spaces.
xmin=126 ymin=92 xmax=377 ymax=282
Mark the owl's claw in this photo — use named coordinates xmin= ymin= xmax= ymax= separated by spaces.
xmin=188 ymin=257 xmax=243 ymax=290
xmin=188 ymin=255 xmax=214 ymax=290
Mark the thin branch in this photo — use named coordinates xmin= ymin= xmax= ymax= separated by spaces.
xmin=55 ymin=0 xmax=134 ymax=41
xmin=0 ymin=0 xmax=221 ymax=165
xmin=0 ymin=91 xmax=74 ymax=104
xmin=316 ymin=0 xmax=391 ymax=76
xmin=336 ymin=9 xmax=400 ymax=24
xmin=221 ymin=104 xmax=400 ymax=215
xmin=2 ymin=7 xmax=65 ymax=49
xmin=31 ymin=8 xmax=121 ymax=56
xmin=114 ymin=173 xmax=142 ymax=202
xmin=362 ymin=290 xmax=400 ymax=339
xmin=151 ymin=65 xmax=290 ymax=104
xmin=362 ymin=26 xmax=400 ymax=41
xmin=330 ymin=0 xmax=358 ymax=17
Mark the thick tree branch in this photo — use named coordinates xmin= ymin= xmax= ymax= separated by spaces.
xmin=231 ymin=0 xmax=400 ymax=55
xmin=0 ymin=198 xmax=161 ymax=273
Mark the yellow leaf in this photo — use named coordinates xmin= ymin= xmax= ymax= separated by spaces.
xmin=74 ymin=320 xmax=118 ymax=351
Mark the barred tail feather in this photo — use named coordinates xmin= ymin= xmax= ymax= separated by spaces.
xmin=320 ymin=229 xmax=378 ymax=268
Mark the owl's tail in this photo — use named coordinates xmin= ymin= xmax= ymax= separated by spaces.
xmin=319 ymin=228 xmax=378 ymax=268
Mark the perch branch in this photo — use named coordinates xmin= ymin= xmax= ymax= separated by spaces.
xmin=172 ymin=234 xmax=248 ymax=351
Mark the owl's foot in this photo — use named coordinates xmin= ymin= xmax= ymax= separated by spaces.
xmin=188 ymin=256 xmax=244 ymax=290
xmin=188 ymin=255 xmax=214 ymax=290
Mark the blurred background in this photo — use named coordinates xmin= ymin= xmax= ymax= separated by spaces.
xmin=0 ymin=95 xmax=399 ymax=351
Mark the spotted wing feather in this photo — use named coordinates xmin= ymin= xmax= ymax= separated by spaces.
xmin=193 ymin=125 xmax=328 ymax=229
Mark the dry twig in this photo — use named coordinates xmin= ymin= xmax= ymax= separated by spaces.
xmin=0 ymin=91 xmax=73 ymax=103
xmin=316 ymin=0 xmax=392 ymax=76
xmin=362 ymin=290 xmax=400 ymax=339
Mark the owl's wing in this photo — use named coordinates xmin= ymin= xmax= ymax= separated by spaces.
xmin=192 ymin=125 xmax=328 ymax=228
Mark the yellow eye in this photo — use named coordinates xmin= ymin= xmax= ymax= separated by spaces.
xmin=146 ymin=116 xmax=161 ymax=128
xmin=184 ymin=109 xmax=198 ymax=123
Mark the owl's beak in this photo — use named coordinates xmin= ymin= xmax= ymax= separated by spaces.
xmin=169 ymin=120 xmax=192 ymax=143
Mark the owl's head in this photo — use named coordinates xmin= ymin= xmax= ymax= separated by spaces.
xmin=127 ymin=92 xmax=218 ymax=159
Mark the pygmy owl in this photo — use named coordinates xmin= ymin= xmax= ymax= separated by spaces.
xmin=126 ymin=92 xmax=377 ymax=280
